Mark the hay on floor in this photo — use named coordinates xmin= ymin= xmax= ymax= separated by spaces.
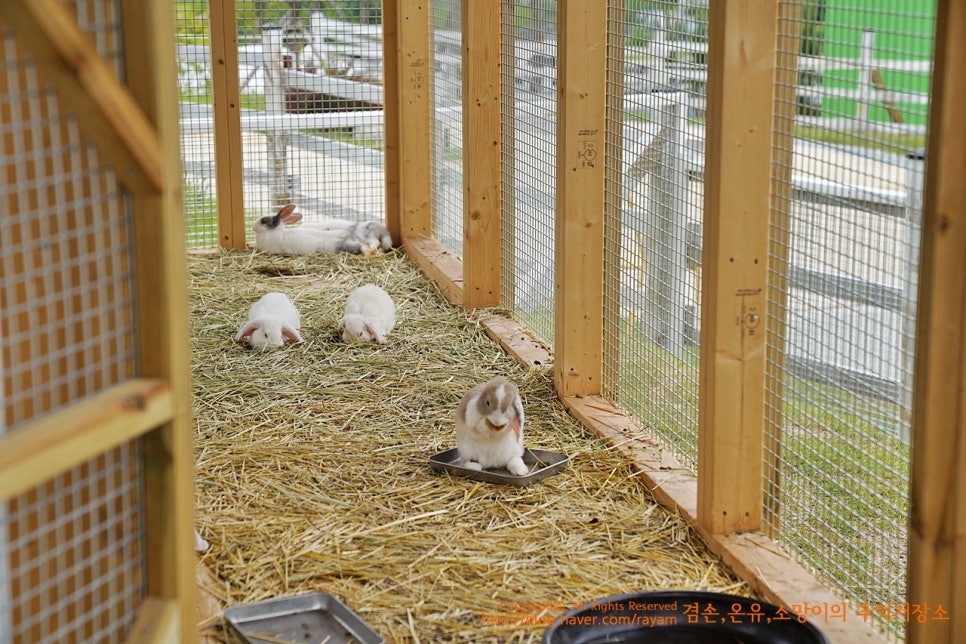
xmin=190 ymin=249 xmax=751 ymax=643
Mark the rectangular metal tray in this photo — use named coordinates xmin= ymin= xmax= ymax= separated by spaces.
xmin=428 ymin=447 xmax=569 ymax=487
xmin=223 ymin=592 xmax=383 ymax=644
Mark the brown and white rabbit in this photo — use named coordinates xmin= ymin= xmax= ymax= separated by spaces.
xmin=338 ymin=284 xmax=396 ymax=344
xmin=455 ymin=376 xmax=528 ymax=475
xmin=252 ymin=204 xmax=363 ymax=255
xmin=235 ymin=292 xmax=304 ymax=351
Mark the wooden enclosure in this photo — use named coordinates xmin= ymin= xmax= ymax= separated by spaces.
xmin=1 ymin=0 xmax=964 ymax=642
xmin=0 ymin=0 xmax=195 ymax=642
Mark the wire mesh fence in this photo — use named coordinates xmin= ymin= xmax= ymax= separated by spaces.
xmin=177 ymin=1 xmax=387 ymax=248
xmin=5 ymin=445 xmax=146 ymax=644
xmin=602 ymin=0 xmax=708 ymax=471
xmin=501 ymin=0 xmax=557 ymax=346
xmin=1 ymin=3 xmax=146 ymax=640
xmin=763 ymin=2 xmax=934 ymax=639
xmin=431 ymin=0 xmax=464 ymax=257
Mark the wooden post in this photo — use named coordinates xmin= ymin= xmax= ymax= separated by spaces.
xmin=382 ymin=0 xmax=401 ymax=241
xmin=121 ymin=0 xmax=198 ymax=639
xmin=462 ymin=0 xmax=503 ymax=309
xmin=554 ymin=0 xmax=608 ymax=398
xmin=906 ymin=1 xmax=966 ymax=642
xmin=209 ymin=0 xmax=247 ymax=249
xmin=602 ymin=0 xmax=625 ymax=392
xmin=763 ymin=0 xmax=803 ymax=539
xmin=698 ymin=1 xmax=777 ymax=535
xmin=395 ymin=0 xmax=432 ymax=240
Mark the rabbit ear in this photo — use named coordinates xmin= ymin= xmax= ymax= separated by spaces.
xmin=282 ymin=325 xmax=303 ymax=343
xmin=366 ymin=323 xmax=386 ymax=344
xmin=235 ymin=321 xmax=260 ymax=341
xmin=278 ymin=204 xmax=302 ymax=225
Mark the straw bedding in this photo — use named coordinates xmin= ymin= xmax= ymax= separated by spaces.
xmin=189 ymin=249 xmax=751 ymax=643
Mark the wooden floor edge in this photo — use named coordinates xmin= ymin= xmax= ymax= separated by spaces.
xmin=561 ymin=394 xmax=891 ymax=644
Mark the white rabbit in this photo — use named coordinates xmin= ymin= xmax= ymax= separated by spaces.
xmin=337 ymin=284 xmax=396 ymax=344
xmin=252 ymin=204 xmax=363 ymax=255
xmin=455 ymin=376 xmax=528 ymax=476
xmin=193 ymin=529 xmax=209 ymax=552
xmin=235 ymin=292 xmax=304 ymax=351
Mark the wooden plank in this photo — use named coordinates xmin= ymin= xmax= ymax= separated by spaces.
xmin=906 ymin=1 xmax=966 ymax=642
xmin=126 ymin=597 xmax=180 ymax=644
xmin=121 ymin=0 xmax=198 ymax=639
xmin=0 ymin=0 xmax=161 ymax=192
xmin=554 ymin=0 xmax=607 ymax=398
xmin=0 ymin=379 xmax=173 ymax=501
xmin=395 ymin=0 xmax=432 ymax=238
xmin=461 ymin=0 xmax=502 ymax=309
xmin=697 ymin=0 xmax=777 ymax=535
xmin=403 ymin=237 xmax=464 ymax=305
xmin=478 ymin=313 xmax=553 ymax=370
xmin=562 ymin=395 xmax=889 ymax=644
xmin=209 ymin=0 xmax=247 ymax=249
xmin=382 ymin=0 xmax=401 ymax=243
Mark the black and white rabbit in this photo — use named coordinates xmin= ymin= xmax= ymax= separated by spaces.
xmin=252 ymin=204 xmax=363 ymax=255
xmin=455 ymin=376 xmax=528 ymax=475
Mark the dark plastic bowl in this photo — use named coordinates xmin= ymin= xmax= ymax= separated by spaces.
xmin=542 ymin=591 xmax=829 ymax=644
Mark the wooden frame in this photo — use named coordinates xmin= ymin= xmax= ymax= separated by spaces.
xmin=209 ymin=0 xmax=247 ymax=249
xmin=0 ymin=0 xmax=196 ymax=640
xmin=553 ymin=0 xmax=608 ymax=398
xmin=462 ymin=0 xmax=504 ymax=309
xmin=906 ymin=1 xmax=966 ymax=641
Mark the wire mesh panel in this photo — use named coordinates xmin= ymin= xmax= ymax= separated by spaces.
xmin=764 ymin=2 xmax=935 ymax=639
xmin=5 ymin=445 xmax=146 ymax=644
xmin=176 ymin=1 xmax=220 ymax=246
xmin=178 ymin=1 xmax=387 ymax=248
xmin=0 ymin=3 xmax=148 ymax=640
xmin=501 ymin=0 xmax=557 ymax=345
xmin=430 ymin=0 xmax=463 ymax=256
xmin=602 ymin=1 xmax=708 ymax=471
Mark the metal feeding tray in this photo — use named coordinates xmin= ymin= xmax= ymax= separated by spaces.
xmin=542 ymin=590 xmax=829 ymax=644
xmin=224 ymin=592 xmax=383 ymax=644
xmin=429 ymin=447 xmax=569 ymax=487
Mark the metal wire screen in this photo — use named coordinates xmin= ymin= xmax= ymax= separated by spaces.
xmin=602 ymin=1 xmax=708 ymax=471
xmin=4 ymin=445 xmax=146 ymax=644
xmin=431 ymin=0 xmax=464 ymax=256
xmin=176 ymin=1 xmax=219 ymax=246
xmin=1 ymin=2 xmax=147 ymax=641
xmin=501 ymin=1 xmax=557 ymax=345
xmin=764 ymin=2 xmax=934 ymax=639
xmin=178 ymin=1 xmax=387 ymax=248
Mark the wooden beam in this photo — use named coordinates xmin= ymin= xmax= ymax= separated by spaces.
xmin=462 ymin=0 xmax=503 ymax=309
xmin=0 ymin=379 xmax=173 ymax=501
xmin=554 ymin=0 xmax=607 ymax=398
xmin=697 ymin=1 xmax=777 ymax=535
xmin=382 ymin=0 xmax=401 ymax=242
xmin=763 ymin=0 xmax=803 ymax=539
xmin=209 ymin=0 xmax=248 ymax=249
xmin=126 ymin=597 xmax=181 ymax=644
xmin=906 ymin=0 xmax=966 ymax=642
xmin=403 ymin=237 xmax=465 ymax=305
xmin=395 ymin=0 xmax=432 ymax=239
xmin=0 ymin=0 xmax=162 ymax=192
xmin=122 ymin=0 xmax=198 ymax=639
